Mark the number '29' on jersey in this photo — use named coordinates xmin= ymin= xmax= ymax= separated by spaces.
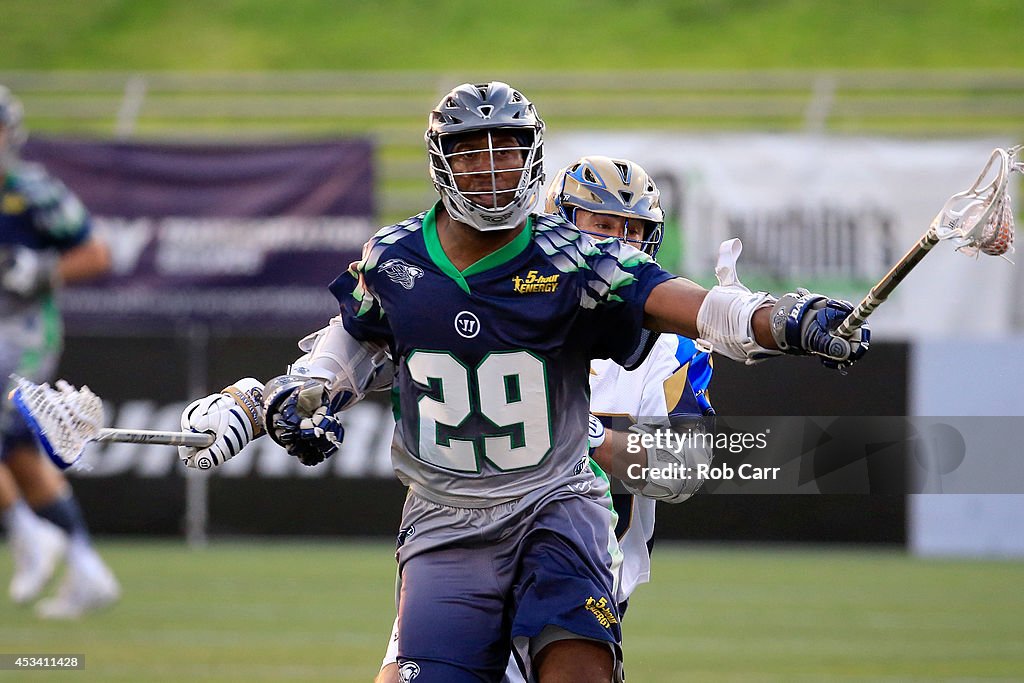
xmin=330 ymin=205 xmax=675 ymax=507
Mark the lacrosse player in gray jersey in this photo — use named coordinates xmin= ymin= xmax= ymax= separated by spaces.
xmin=376 ymin=155 xmax=716 ymax=683
xmin=0 ymin=85 xmax=119 ymax=618
xmin=180 ymin=81 xmax=869 ymax=682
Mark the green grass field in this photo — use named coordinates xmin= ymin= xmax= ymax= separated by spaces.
xmin=1 ymin=540 xmax=1021 ymax=681
xmin=3 ymin=0 xmax=1024 ymax=70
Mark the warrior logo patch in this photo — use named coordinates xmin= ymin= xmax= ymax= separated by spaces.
xmin=455 ymin=311 xmax=481 ymax=339
xmin=380 ymin=259 xmax=425 ymax=290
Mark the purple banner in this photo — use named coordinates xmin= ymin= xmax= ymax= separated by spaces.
xmin=23 ymin=137 xmax=375 ymax=333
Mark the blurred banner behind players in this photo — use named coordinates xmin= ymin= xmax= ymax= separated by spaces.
xmin=23 ymin=137 xmax=375 ymax=333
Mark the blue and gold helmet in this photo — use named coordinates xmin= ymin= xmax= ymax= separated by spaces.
xmin=546 ymin=155 xmax=665 ymax=257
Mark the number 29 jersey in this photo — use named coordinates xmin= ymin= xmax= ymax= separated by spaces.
xmin=330 ymin=205 xmax=676 ymax=507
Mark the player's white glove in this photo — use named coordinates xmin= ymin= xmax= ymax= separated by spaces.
xmin=0 ymin=246 xmax=59 ymax=298
xmin=179 ymin=378 xmax=265 ymax=470
xmin=621 ymin=422 xmax=712 ymax=504
xmin=262 ymin=375 xmax=345 ymax=467
xmin=769 ymin=289 xmax=871 ymax=369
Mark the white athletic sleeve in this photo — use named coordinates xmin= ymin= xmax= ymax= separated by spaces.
xmin=695 ymin=239 xmax=781 ymax=364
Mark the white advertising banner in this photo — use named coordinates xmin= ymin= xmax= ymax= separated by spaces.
xmin=545 ymin=135 xmax=1019 ymax=338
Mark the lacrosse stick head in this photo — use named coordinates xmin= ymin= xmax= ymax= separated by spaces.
xmin=7 ymin=375 xmax=104 ymax=469
xmin=933 ymin=145 xmax=1020 ymax=259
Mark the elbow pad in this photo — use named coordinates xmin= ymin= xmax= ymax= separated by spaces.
xmin=289 ymin=316 xmax=394 ymax=410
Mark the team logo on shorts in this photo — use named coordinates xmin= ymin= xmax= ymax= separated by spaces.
xmin=584 ymin=596 xmax=619 ymax=629
xmin=397 ymin=524 xmax=415 ymax=548
xmin=398 ymin=661 xmax=421 ymax=681
xmin=454 ymin=311 xmax=481 ymax=338
xmin=569 ymin=481 xmax=592 ymax=494
xmin=380 ymin=259 xmax=425 ymax=290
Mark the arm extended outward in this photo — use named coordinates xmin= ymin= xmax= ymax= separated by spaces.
xmin=178 ymin=318 xmax=393 ymax=469
xmin=643 ymin=239 xmax=869 ymax=369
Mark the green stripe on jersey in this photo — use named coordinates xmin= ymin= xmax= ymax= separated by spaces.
xmin=422 ymin=203 xmax=533 ymax=294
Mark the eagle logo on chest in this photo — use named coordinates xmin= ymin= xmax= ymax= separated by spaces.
xmin=380 ymin=258 xmax=425 ymax=290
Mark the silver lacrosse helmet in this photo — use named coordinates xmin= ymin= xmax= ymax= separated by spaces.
xmin=426 ymin=81 xmax=546 ymax=231
xmin=545 ymin=155 xmax=665 ymax=257
xmin=0 ymin=85 xmax=26 ymax=160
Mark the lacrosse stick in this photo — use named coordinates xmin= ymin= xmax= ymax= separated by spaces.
xmin=835 ymin=144 xmax=1021 ymax=339
xmin=8 ymin=375 xmax=214 ymax=470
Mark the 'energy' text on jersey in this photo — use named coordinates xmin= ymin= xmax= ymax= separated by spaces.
xmin=512 ymin=270 xmax=560 ymax=294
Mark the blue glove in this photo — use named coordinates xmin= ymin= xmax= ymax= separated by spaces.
xmin=262 ymin=375 xmax=345 ymax=466
xmin=770 ymin=290 xmax=870 ymax=369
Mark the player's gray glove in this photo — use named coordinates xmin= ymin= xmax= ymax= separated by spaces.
xmin=0 ymin=246 xmax=59 ymax=298
xmin=770 ymin=289 xmax=871 ymax=369
xmin=262 ymin=375 xmax=345 ymax=467
xmin=621 ymin=421 xmax=712 ymax=503
xmin=179 ymin=378 xmax=265 ymax=469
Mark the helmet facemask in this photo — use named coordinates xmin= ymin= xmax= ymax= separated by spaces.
xmin=426 ymin=82 xmax=545 ymax=232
